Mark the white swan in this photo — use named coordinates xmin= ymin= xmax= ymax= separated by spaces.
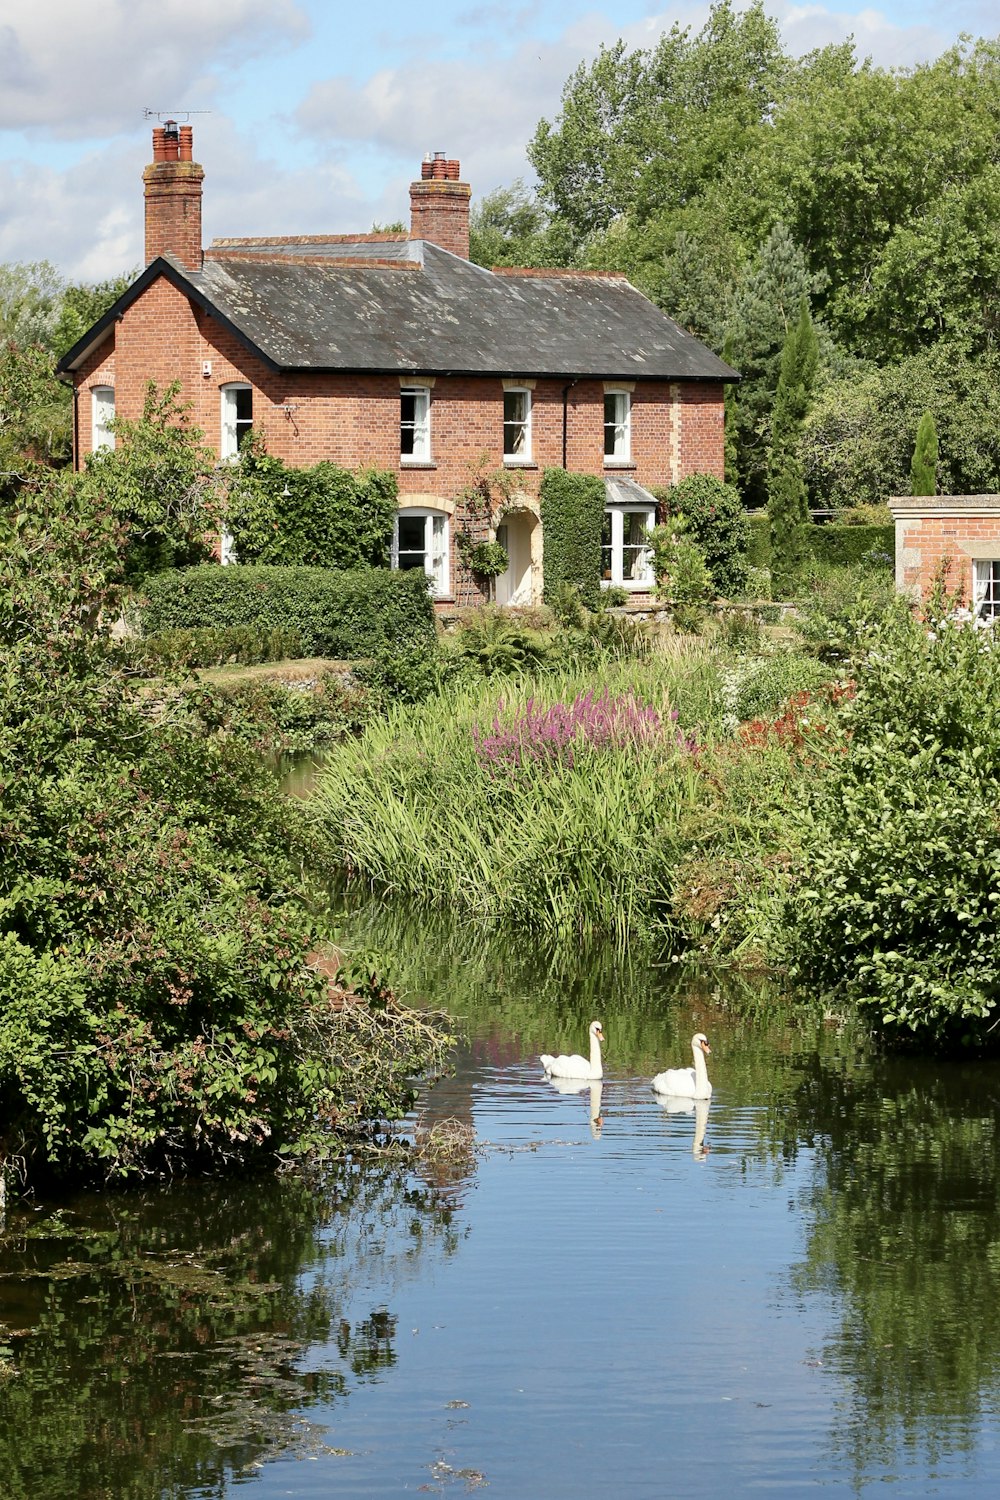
xmin=652 ymin=1032 xmax=712 ymax=1099
xmin=540 ymin=1020 xmax=604 ymax=1080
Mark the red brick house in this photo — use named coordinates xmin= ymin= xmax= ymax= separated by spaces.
xmin=58 ymin=122 xmax=734 ymax=608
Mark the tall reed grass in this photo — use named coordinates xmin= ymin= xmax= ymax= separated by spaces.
xmin=307 ymin=653 xmax=799 ymax=946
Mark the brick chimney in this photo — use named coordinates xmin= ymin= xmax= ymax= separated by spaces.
xmin=409 ymin=151 xmax=471 ymax=260
xmin=143 ymin=121 xmax=204 ymax=270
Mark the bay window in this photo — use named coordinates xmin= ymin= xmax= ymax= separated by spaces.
xmin=602 ymin=505 xmax=655 ymax=589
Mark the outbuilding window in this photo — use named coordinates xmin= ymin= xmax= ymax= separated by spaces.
xmin=974 ymin=559 xmax=1000 ymax=620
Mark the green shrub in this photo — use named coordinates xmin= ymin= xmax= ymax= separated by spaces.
xmin=808 ymin=524 xmax=895 ymax=568
xmin=122 ymin=624 xmax=304 ymax=673
xmin=746 ymin=513 xmax=770 ymax=567
xmin=226 ymin=445 xmax=398 ymax=569
xmin=778 ymin=608 xmax=1000 ymax=1050
xmin=727 ymin=651 xmax=836 ymax=722
xmin=797 ymin=563 xmax=902 ymax=662
xmin=654 ymin=473 xmax=751 ymax=597
xmin=540 ymin=469 xmax=605 ymax=609
xmin=138 ymin=565 xmax=436 ymax=659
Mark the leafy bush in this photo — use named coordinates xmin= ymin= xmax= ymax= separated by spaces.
xmin=796 ymin=562 xmax=902 ymax=662
xmin=138 ymin=564 xmax=436 ymax=659
xmin=655 ymin=473 xmax=751 ymax=597
xmin=808 ymin=524 xmax=895 ymax=568
xmin=226 ymin=444 xmax=398 ymax=569
xmin=726 ymin=651 xmax=836 ymax=723
xmin=746 ymin=512 xmax=771 ymax=567
xmin=122 ymin=623 xmax=304 ymax=673
xmin=778 ymin=608 xmax=1000 ymax=1049
xmin=180 ymin=673 xmax=370 ymax=751
xmin=540 ymin=469 xmax=605 ymax=609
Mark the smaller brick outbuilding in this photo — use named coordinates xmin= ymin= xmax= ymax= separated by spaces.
xmin=58 ymin=123 xmax=735 ymax=608
xmin=888 ymin=495 xmax=1000 ymax=619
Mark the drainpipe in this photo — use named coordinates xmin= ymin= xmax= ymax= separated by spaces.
xmin=562 ymin=378 xmax=580 ymax=468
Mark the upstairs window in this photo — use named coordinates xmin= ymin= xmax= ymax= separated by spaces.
xmin=604 ymin=390 xmax=631 ymax=463
xmin=503 ymin=388 xmax=532 ymax=461
xmin=392 ymin=508 xmax=449 ymax=597
xmin=221 ymin=384 xmax=253 ymax=460
xmin=400 ymin=386 xmax=431 ymax=462
xmin=92 ymin=386 xmax=115 ymax=451
xmin=601 ymin=506 xmax=655 ymax=589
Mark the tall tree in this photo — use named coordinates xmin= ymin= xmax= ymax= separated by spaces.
xmin=910 ymin=410 xmax=939 ymax=496
xmin=768 ymin=297 xmax=819 ymax=597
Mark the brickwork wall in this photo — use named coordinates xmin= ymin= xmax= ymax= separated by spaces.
xmin=896 ymin=513 xmax=1000 ymax=604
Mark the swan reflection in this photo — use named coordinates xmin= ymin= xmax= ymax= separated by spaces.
xmin=545 ymin=1075 xmax=604 ymax=1138
xmin=655 ymin=1094 xmax=710 ymax=1158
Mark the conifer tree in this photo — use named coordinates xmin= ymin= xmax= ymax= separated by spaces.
xmin=910 ymin=409 xmax=938 ymax=496
xmin=767 ymin=297 xmax=818 ymax=599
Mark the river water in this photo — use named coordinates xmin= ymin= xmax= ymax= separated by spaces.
xmin=3 ymin=904 xmax=1000 ymax=1498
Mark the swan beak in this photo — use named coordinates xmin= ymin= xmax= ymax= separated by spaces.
xmin=701 ymin=1040 xmax=711 ymax=1054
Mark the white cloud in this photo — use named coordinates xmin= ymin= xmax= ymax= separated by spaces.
xmin=0 ymin=0 xmax=308 ymax=137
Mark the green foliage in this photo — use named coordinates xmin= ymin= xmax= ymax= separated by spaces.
xmin=649 ymin=516 xmax=712 ymax=630
xmin=78 ymin=382 xmax=221 ymax=581
xmin=225 ymin=441 xmax=398 ymax=569
xmin=0 ymin=339 xmax=71 ymax=487
xmin=0 ymin=484 xmax=444 ymax=1185
xmin=746 ymin=512 xmax=771 ymax=567
xmin=779 ymin=608 xmax=1000 ymax=1049
xmin=726 ymin=650 xmax=838 ymax=722
xmin=540 ymin=468 xmax=605 ymax=609
xmin=807 ymin=525 xmax=895 ymax=568
xmin=795 ymin=561 xmax=901 ymax=663
xmin=656 ymin=472 xmax=751 ymax=596
xmin=469 ymin=181 xmax=579 ymax=269
xmin=802 ymin=346 xmax=1000 ymax=509
xmin=121 ymin=623 xmax=304 ymax=673
xmin=456 ymin=537 xmax=509 ymax=578
xmin=138 ymin=563 xmax=436 ymax=660
xmin=910 ymin=409 xmax=939 ymax=496
xmin=178 ymin=673 xmax=370 ymax=752
xmin=768 ymin=298 xmax=818 ymax=598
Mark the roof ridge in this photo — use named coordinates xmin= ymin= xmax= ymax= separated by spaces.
xmin=490 ymin=266 xmax=631 ymax=281
xmin=209 ymin=233 xmax=409 ymax=248
xmin=206 ymin=250 xmax=419 ymax=271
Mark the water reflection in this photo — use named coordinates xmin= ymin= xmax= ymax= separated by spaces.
xmin=655 ymin=1095 xmax=711 ymax=1159
xmin=545 ymin=1076 xmax=604 ymax=1138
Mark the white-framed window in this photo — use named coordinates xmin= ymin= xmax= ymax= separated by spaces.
xmin=400 ymin=386 xmax=431 ymax=462
xmin=973 ymin=559 xmax=1000 ymax=619
xmin=221 ymin=383 xmax=253 ymax=460
xmin=92 ymin=386 xmax=115 ymax=451
xmin=604 ymin=390 xmax=631 ymax=463
xmin=392 ymin=508 xmax=449 ymax=596
xmin=601 ymin=506 xmax=655 ymax=588
xmin=503 ymin=388 xmax=532 ymax=461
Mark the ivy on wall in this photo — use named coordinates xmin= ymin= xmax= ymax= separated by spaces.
xmin=539 ymin=468 xmax=605 ymax=609
xmin=225 ymin=443 xmax=398 ymax=570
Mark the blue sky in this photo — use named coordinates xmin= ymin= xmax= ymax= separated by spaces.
xmin=0 ymin=0 xmax=994 ymax=278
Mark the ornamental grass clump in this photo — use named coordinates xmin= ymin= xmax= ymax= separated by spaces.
xmin=472 ymin=689 xmax=690 ymax=773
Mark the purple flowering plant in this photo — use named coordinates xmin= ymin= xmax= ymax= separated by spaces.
xmin=472 ymin=689 xmax=695 ymax=773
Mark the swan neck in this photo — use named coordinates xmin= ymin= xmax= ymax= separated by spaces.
xmin=693 ymin=1046 xmax=709 ymax=1089
xmin=590 ymin=1032 xmax=603 ymax=1076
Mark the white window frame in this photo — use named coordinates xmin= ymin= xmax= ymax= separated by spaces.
xmin=220 ymin=383 xmax=253 ymax=460
xmin=602 ymin=505 xmax=655 ymax=589
xmin=503 ymin=387 xmax=532 ymax=463
xmin=400 ymin=385 xmax=431 ymax=463
xmin=973 ymin=558 xmax=1000 ymax=620
xmin=392 ymin=508 xmax=450 ymax=597
xmin=91 ymin=386 xmax=115 ymax=451
xmin=604 ymin=389 xmax=632 ymax=464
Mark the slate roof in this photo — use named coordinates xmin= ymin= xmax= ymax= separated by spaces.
xmin=58 ymin=238 xmax=738 ymax=384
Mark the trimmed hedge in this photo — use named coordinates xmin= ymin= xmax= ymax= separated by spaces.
xmin=120 ymin=624 xmax=304 ymax=674
xmin=808 ymin=524 xmax=895 ymax=567
xmin=540 ymin=468 xmax=605 ymax=609
xmin=138 ymin=565 xmax=436 ymax=659
xmin=745 ymin=516 xmax=894 ymax=570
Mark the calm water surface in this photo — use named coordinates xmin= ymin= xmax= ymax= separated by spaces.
xmin=3 ymin=910 xmax=1000 ymax=1498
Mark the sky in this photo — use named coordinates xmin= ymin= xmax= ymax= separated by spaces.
xmin=0 ymin=0 xmax=995 ymax=281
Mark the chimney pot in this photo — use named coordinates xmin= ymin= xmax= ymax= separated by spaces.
xmin=144 ymin=124 xmax=204 ymax=270
xmin=409 ymin=152 xmax=471 ymax=259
